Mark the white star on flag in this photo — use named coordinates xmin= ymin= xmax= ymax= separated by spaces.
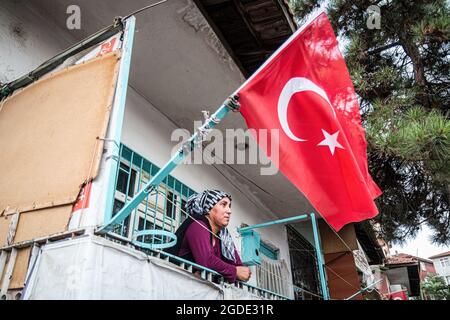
xmin=317 ymin=129 xmax=344 ymax=155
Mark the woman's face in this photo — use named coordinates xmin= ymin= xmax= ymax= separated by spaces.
xmin=208 ymin=197 xmax=232 ymax=228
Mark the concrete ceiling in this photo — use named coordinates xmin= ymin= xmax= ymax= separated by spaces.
xmin=28 ymin=0 xmax=316 ymax=218
xmin=195 ymin=0 xmax=296 ymax=76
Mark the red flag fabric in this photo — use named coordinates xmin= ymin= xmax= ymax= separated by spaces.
xmin=237 ymin=12 xmax=382 ymax=231
xmin=388 ymin=290 xmax=408 ymax=300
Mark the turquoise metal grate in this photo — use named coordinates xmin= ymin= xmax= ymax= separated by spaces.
xmin=105 ymin=143 xmax=290 ymax=300
xmin=110 ymin=144 xmax=196 ymax=245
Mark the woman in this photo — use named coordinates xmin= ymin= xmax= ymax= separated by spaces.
xmin=166 ymin=189 xmax=251 ymax=283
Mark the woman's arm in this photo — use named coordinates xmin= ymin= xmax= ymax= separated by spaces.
xmin=233 ymin=246 xmax=243 ymax=266
xmin=185 ymin=221 xmax=238 ymax=282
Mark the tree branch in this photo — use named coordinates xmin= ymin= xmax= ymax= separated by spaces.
xmin=398 ymin=32 xmax=433 ymax=109
xmin=367 ymin=41 xmax=401 ymax=55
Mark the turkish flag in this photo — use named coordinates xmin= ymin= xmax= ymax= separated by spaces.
xmin=237 ymin=12 xmax=381 ymax=231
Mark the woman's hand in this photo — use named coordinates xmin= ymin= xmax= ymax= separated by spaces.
xmin=236 ymin=266 xmax=252 ymax=282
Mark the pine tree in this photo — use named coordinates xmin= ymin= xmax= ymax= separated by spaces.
xmin=289 ymin=0 xmax=450 ymax=245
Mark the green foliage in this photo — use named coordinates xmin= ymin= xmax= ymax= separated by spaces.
xmin=421 ymin=274 xmax=450 ymax=300
xmin=290 ymin=0 xmax=450 ymax=245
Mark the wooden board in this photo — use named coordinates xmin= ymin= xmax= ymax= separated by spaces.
xmin=0 ymin=51 xmax=121 ymax=214
xmin=9 ymin=247 xmax=31 ymax=289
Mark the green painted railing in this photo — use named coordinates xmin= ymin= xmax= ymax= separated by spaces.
xmin=110 ymin=144 xmax=197 ymax=245
xmin=106 ymin=143 xmax=290 ymax=300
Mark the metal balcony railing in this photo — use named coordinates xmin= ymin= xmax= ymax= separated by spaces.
xmin=106 ymin=143 xmax=290 ymax=300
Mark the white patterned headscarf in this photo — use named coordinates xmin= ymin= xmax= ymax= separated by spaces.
xmin=186 ymin=190 xmax=236 ymax=262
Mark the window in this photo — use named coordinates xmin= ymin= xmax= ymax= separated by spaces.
xmin=116 ymin=162 xmax=136 ymax=197
xmin=440 ymin=257 xmax=450 ymax=267
xmin=136 ymin=217 xmax=163 ymax=244
xmin=180 ymin=199 xmax=188 ymax=224
xmin=166 ymin=191 xmax=177 ymax=219
xmin=112 ymin=199 xmax=130 ymax=238
xmin=286 ymin=226 xmax=321 ymax=300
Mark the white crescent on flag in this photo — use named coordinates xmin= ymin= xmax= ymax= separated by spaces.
xmin=277 ymin=77 xmax=337 ymax=142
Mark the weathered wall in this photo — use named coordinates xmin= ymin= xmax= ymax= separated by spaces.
xmin=0 ymin=0 xmax=74 ymax=84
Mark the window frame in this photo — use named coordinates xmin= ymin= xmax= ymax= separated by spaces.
xmin=440 ymin=257 xmax=450 ymax=267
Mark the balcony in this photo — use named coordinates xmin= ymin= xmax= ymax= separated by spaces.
xmin=100 ymin=143 xmax=291 ymax=300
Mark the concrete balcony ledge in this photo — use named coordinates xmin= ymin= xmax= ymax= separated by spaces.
xmin=22 ymin=234 xmax=284 ymax=300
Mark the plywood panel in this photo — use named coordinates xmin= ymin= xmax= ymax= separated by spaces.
xmin=319 ymin=220 xmax=358 ymax=254
xmin=13 ymin=205 xmax=72 ymax=243
xmin=0 ymin=51 xmax=121 ymax=214
xmin=9 ymin=247 xmax=31 ymax=289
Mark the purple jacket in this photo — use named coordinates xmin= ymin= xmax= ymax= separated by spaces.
xmin=178 ymin=220 xmax=243 ymax=282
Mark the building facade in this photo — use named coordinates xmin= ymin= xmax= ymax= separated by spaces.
xmin=429 ymin=251 xmax=450 ymax=285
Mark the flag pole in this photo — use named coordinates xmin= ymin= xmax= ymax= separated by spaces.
xmin=311 ymin=212 xmax=331 ymax=300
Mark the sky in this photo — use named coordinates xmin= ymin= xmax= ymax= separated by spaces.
xmin=390 ymin=225 xmax=450 ymax=259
